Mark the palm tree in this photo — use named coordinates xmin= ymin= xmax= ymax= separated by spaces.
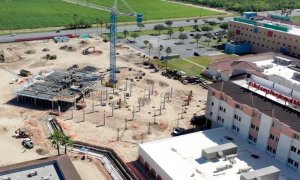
xmin=178 ymin=33 xmax=188 ymax=44
xmin=131 ymin=32 xmax=139 ymax=42
xmin=99 ymin=20 xmax=104 ymax=36
xmin=49 ymin=130 xmax=63 ymax=155
xmin=159 ymin=45 xmax=164 ymax=57
xmin=194 ymin=19 xmax=198 ymax=25
xmin=137 ymin=23 xmax=145 ymax=31
xmin=123 ymin=30 xmax=129 ymax=38
xmin=148 ymin=43 xmax=153 ymax=55
xmin=178 ymin=26 xmax=184 ymax=35
xmin=143 ymin=40 xmax=149 ymax=48
xmin=96 ymin=18 xmax=100 ymax=35
xmin=61 ymin=135 xmax=73 ymax=154
xmin=73 ymin=14 xmax=78 ymax=35
xmin=194 ymin=33 xmax=202 ymax=47
xmin=206 ymin=33 xmax=213 ymax=46
xmin=165 ymin=47 xmax=172 ymax=69
xmin=167 ymin=29 xmax=174 ymax=39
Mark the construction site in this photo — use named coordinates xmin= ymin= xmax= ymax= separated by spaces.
xmin=0 ymin=35 xmax=208 ymax=178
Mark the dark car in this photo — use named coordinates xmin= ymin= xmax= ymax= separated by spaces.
xmin=171 ymin=127 xmax=185 ymax=136
xmin=27 ymin=171 xmax=38 ymax=177
xmin=56 ymin=30 xmax=60 ymax=33
xmin=194 ymin=52 xmax=200 ymax=56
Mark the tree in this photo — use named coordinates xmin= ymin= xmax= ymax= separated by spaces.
xmin=99 ymin=20 xmax=104 ymax=36
xmin=131 ymin=32 xmax=139 ymax=42
xmin=206 ymin=33 xmax=213 ymax=46
xmin=193 ymin=25 xmax=199 ymax=31
xmin=194 ymin=33 xmax=202 ymax=47
xmin=159 ymin=45 xmax=164 ymax=57
xmin=201 ymin=25 xmax=213 ymax=32
xmin=96 ymin=18 xmax=100 ymax=35
xmin=208 ymin=21 xmax=217 ymax=27
xmin=165 ymin=47 xmax=172 ymax=57
xmin=178 ymin=26 xmax=184 ymax=35
xmin=148 ymin=43 xmax=153 ymax=55
xmin=178 ymin=33 xmax=188 ymax=44
xmin=137 ymin=23 xmax=145 ymax=30
xmin=61 ymin=135 xmax=73 ymax=154
xmin=165 ymin=47 xmax=172 ymax=69
xmin=165 ymin=20 xmax=173 ymax=27
xmin=219 ymin=23 xmax=228 ymax=30
xmin=123 ymin=30 xmax=129 ymax=38
xmin=73 ymin=14 xmax=78 ymax=34
xmin=167 ymin=29 xmax=174 ymax=39
xmin=194 ymin=19 xmax=198 ymax=25
xmin=143 ymin=40 xmax=149 ymax=48
xmin=217 ymin=17 xmax=224 ymax=22
xmin=49 ymin=130 xmax=63 ymax=155
xmin=153 ymin=24 xmax=165 ymax=35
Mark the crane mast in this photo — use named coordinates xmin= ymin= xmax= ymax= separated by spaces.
xmin=109 ymin=0 xmax=118 ymax=84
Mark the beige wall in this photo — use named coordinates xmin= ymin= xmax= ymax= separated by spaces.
xmin=228 ymin=21 xmax=300 ymax=58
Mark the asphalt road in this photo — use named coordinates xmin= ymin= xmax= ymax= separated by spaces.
xmin=0 ymin=17 xmax=232 ymax=43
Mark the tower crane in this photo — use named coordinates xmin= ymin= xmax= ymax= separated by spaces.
xmin=63 ymin=0 xmax=143 ymax=84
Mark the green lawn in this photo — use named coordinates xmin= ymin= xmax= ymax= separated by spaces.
xmin=165 ymin=56 xmax=212 ymax=76
xmin=162 ymin=55 xmax=235 ymax=76
xmin=292 ymin=16 xmax=300 ymax=23
xmin=0 ymin=0 xmax=222 ymax=30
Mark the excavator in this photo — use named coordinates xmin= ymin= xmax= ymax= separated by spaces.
xmin=15 ymin=128 xmax=32 ymax=138
xmin=82 ymin=46 xmax=95 ymax=55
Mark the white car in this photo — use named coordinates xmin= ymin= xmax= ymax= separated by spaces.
xmin=9 ymin=34 xmax=16 ymax=37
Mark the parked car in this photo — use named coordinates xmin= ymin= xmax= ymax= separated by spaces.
xmin=22 ymin=138 xmax=34 ymax=149
xmin=171 ymin=127 xmax=185 ymax=136
xmin=56 ymin=30 xmax=61 ymax=33
xmin=9 ymin=34 xmax=16 ymax=37
xmin=194 ymin=52 xmax=200 ymax=56
xmin=27 ymin=171 xmax=38 ymax=177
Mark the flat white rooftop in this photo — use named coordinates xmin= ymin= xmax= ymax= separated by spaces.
xmin=139 ymin=127 xmax=300 ymax=180
xmin=254 ymin=59 xmax=300 ymax=85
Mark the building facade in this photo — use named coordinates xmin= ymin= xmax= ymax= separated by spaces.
xmin=228 ymin=16 xmax=300 ymax=58
xmin=205 ymin=80 xmax=300 ymax=172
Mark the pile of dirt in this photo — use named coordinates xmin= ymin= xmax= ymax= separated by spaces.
xmin=42 ymin=48 xmax=50 ymax=52
xmin=59 ymin=45 xmax=76 ymax=52
xmin=24 ymin=50 xmax=36 ymax=54
xmin=0 ymin=49 xmax=23 ymax=63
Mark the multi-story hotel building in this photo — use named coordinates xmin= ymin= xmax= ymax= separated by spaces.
xmin=205 ymin=74 xmax=300 ymax=172
xmin=228 ymin=14 xmax=300 ymax=58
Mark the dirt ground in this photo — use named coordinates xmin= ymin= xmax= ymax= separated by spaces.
xmin=72 ymin=157 xmax=108 ymax=180
xmin=0 ymin=37 xmax=208 ymax=170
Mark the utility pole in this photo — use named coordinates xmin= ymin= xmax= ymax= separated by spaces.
xmin=103 ymin=110 xmax=106 ymax=126
xmin=111 ymin=102 xmax=114 ymax=117
xmin=117 ymin=128 xmax=120 ymax=141
xmin=148 ymin=122 xmax=151 ymax=135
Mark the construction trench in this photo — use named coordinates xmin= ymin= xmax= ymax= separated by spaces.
xmin=46 ymin=116 xmax=138 ymax=180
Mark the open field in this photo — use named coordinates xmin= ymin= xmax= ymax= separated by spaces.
xmin=165 ymin=54 xmax=233 ymax=76
xmin=0 ymin=0 xmax=222 ymax=30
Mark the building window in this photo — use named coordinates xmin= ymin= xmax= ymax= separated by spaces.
xmin=294 ymin=162 xmax=299 ymax=168
xmin=212 ymin=91 xmax=215 ymax=96
xmin=221 ymin=118 xmax=224 ymax=123
xmin=267 ymin=146 xmax=272 ymax=151
xmin=270 ymin=134 xmax=275 ymax=140
xmin=272 ymin=149 xmax=276 ymax=154
xmin=209 ymin=112 xmax=213 ymax=116
xmin=291 ymin=146 xmax=297 ymax=152
xmin=288 ymin=158 xmax=294 ymax=164
xmin=211 ymin=102 xmax=214 ymax=106
xmin=218 ymin=116 xmax=221 ymax=121
xmin=256 ymin=127 xmax=259 ymax=131
xmin=251 ymin=124 xmax=255 ymax=129
xmin=237 ymin=127 xmax=240 ymax=132
xmin=232 ymin=125 xmax=236 ymax=130
xmin=253 ymin=138 xmax=257 ymax=142
xmin=298 ymin=150 xmax=300 ymax=155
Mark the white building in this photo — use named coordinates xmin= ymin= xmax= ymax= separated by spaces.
xmin=138 ymin=127 xmax=299 ymax=180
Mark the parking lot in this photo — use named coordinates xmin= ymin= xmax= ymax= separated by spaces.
xmin=118 ymin=30 xmax=225 ymax=58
